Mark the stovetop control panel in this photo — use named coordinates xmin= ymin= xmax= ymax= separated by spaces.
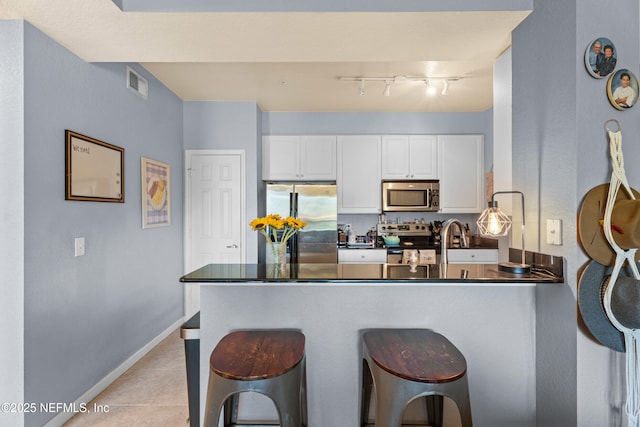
xmin=377 ymin=223 xmax=431 ymax=236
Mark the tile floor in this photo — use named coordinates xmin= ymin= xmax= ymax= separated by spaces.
xmin=64 ymin=329 xmax=191 ymax=426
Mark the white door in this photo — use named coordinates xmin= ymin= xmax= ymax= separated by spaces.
xmin=185 ymin=150 xmax=245 ymax=317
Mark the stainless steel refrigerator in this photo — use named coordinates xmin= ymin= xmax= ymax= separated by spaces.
xmin=266 ymin=183 xmax=337 ymax=263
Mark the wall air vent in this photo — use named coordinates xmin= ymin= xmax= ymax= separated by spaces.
xmin=126 ymin=66 xmax=148 ymax=100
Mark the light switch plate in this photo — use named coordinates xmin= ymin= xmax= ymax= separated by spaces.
xmin=75 ymin=237 xmax=85 ymax=256
xmin=546 ymin=219 xmax=562 ymax=245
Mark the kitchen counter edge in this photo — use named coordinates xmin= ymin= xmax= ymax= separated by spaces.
xmin=180 ymin=263 xmax=563 ymax=284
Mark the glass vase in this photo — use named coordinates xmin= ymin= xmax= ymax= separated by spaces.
xmin=267 ymin=241 xmax=288 ymax=277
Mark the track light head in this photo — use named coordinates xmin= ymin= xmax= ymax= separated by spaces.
xmin=441 ymin=79 xmax=449 ymax=95
xmin=425 ymin=80 xmax=437 ymax=96
xmin=383 ymin=81 xmax=391 ymax=97
xmin=359 ymin=80 xmax=366 ymax=96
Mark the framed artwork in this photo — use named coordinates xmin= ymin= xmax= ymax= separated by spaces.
xmin=141 ymin=157 xmax=171 ymax=228
xmin=585 ymin=37 xmax=616 ymax=78
xmin=607 ymin=69 xmax=638 ymax=110
xmin=65 ymin=130 xmax=124 ymax=203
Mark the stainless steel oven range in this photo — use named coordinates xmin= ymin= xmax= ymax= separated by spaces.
xmin=377 ymin=223 xmax=440 ymax=264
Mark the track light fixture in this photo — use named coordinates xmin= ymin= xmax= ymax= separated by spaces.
xmin=339 ymin=75 xmax=460 ymax=97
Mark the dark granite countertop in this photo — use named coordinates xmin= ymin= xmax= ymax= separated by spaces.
xmin=180 ymin=262 xmax=563 ymax=284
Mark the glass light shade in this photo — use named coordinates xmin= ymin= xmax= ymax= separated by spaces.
xmin=477 ymin=206 xmax=512 ymax=236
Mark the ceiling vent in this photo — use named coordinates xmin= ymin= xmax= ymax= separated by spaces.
xmin=126 ymin=66 xmax=148 ymax=100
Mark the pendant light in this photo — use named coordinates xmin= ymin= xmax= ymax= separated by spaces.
xmin=476 ymin=191 xmax=530 ymax=274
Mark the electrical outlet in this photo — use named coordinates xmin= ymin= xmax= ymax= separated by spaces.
xmin=74 ymin=237 xmax=85 ymax=257
xmin=546 ymin=219 xmax=562 ymax=245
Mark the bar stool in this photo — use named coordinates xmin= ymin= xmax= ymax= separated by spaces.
xmin=203 ymin=330 xmax=307 ymax=427
xmin=360 ymin=329 xmax=472 ymax=427
xmin=180 ymin=312 xmax=200 ymax=427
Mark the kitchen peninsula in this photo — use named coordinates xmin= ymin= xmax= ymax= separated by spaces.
xmin=181 ymin=261 xmax=562 ymax=427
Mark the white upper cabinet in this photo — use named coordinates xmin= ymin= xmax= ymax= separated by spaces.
xmin=337 ymin=136 xmax=381 ymax=214
xmin=381 ymin=135 xmax=438 ymax=180
xmin=262 ymin=135 xmax=336 ymax=181
xmin=438 ymin=134 xmax=484 ymax=213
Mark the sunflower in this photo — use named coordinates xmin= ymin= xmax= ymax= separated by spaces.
xmin=250 ymin=214 xmax=307 ymax=244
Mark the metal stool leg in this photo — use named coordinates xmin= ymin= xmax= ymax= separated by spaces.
xmin=372 ymin=368 xmax=410 ymax=427
xmin=204 ymin=358 xmax=306 ymax=427
xmin=425 ymin=394 xmax=444 ymax=427
xmin=268 ymin=361 xmax=304 ymax=427
xmin=203 ymin=374 xmax=233 ymax=427
xmin=361 ymin=359 xmax=373 ymax=427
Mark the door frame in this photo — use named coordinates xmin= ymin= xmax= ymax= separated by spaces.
xmin=184 ymin=149 xmax=246 ymax=315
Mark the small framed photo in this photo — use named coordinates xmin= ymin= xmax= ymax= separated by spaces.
xmin=607 ymin=69 xmax=638 ymax=110
xmin=141 ymin=157 xmax=171 ymax=228
xmin=585 ymin=37 xmax=617 ymax=78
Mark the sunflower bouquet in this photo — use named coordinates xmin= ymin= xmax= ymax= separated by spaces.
xmin=250 ymin=214 xmax=308 ymax=264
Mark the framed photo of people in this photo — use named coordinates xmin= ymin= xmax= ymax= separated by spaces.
xmin=607 ymin=69 xmax=638 ymax=110
xmin=585 ymin=37 xmax=616 ymax=79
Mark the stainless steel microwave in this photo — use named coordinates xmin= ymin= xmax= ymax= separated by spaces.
xmin=381 ymin=180 xmax=440 ymax=212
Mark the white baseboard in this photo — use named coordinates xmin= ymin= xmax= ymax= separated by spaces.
xmin=44 ymin=317 xmax=185 ymax=427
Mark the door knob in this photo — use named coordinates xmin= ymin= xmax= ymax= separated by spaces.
xmin=226 ymin=244 xmax=239 ymax=248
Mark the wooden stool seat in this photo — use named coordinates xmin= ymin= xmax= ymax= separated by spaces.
xmin=204 ymin=330 xmax=307 ymax=427
xmin=361 ymin=329 xmax=472 ymax=427
xmin=363 ymin=329 xmax=467 ymax=383
xmin=211 ymin=330 xmax=305 ymax=380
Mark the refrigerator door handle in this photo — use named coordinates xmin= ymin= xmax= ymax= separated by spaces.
xmin=290 ymin=192 xmax=299 ymax=263
xmin=290 ymin=192 xmax=299 ymax=218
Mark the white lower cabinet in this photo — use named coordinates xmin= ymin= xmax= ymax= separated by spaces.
xmin=446 ymin=249 xmax=498 ymax=264
xmin=338 ymin=249 xmax=387 ymax=264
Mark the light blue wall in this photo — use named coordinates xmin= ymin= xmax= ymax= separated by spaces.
xmin=513 ymin=3 xmax=578 ymax=425
xmin=262 ymin=110 xmax=492 ymax=135
xmin=574 ymin=1 xmax=640 ymax=425
xmin=0 ymin=20 xmax=25 ymax=427
xmin=513 ymin=0 xmax=640 ymax=425
xmin=183 ymin=101 xmax=263 ymax=262
xmin=20 ymin=23 xmax=184 ymax=426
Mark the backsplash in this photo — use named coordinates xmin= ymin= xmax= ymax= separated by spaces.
xmin=509 ymin=248 xmax=565 ymax=280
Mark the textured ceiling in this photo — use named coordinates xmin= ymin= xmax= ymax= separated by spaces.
xmin=2 ymin=0 xmax=531 ymax=112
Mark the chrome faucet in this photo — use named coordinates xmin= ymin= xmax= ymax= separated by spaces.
xmin=440 ymin=219 xmax=468 ymax=264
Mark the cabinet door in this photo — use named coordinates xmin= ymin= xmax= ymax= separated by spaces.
xmin=447 ymin=249 xmax=498 ymax=264
xmin=438 ymin=135 xmax=484 ymax=213
xmin=300 ymin=136 xmax=336 ymax=180
xmin=409 ymin=135 xmax=438 ymax=179
xmin=337 ymin=136 xmax=381 ymax=213
xmin=262 ymin=136 xmax=300 ymax=180
xmin=338 ymin=249 xmax=387 ymax=263
xmin=381 ymin=135 xmax=410 ymax=179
